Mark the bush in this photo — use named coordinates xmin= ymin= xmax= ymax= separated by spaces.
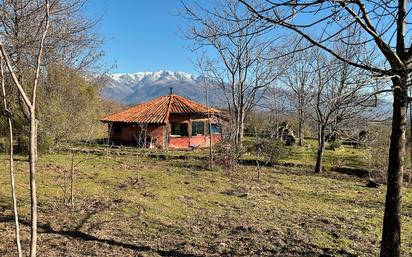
xmin=37 ymin=135 xmax=54 ymax=154
xmin=285 ymin=135 xmax=296 ymax=146
xmin=214 ymin=142 xmax=244 ymax=170
xmin=327 ymin=140 xmax=342 ymax=151
xmin=11 ymin=134 xmax=53 ymax=154
xmin=0 ymin=137 xmax=8 ymax=153
xmin=251 ymin=137 xmax=286 ymax=166
xmin=362 ymin=124 xmax=390 ymax=182
xmin=14 ymin=136 xmax=29 ymax=154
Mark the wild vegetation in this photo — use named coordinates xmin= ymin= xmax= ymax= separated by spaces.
xmin=0 ymin=0 xmax=411 ymax=256
xmin=0 ymin=149 xmax=411 ymax=257
xmin=183 ymin=1 xmax=412 ymax=256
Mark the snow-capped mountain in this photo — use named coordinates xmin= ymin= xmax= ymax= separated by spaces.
xmin=102 ymin=70 xmax=206 ymax=105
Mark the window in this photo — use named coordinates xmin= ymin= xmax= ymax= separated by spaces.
xmin=192 ymin=121 xmax=204 ymax=136
xmin=112 ymin=123 xmax=121 ymax=135
xmin=210 ymin=124 xmax=221 ymax=134
xmin=171 ymin=123 xmax=188 ymax=136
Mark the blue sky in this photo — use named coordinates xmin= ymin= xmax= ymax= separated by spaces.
xmin=83 ymin=0 xmax=198 ymax=74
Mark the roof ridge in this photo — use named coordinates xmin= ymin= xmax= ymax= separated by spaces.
xmin=101 ymin=95 xmax=166 ymax=120
xmin=101 ymin=93 xmax=220 ymax=124
xmin=172 ymin=94 xmax=217 ymax=113
xmin=164 ymin=94 xmax=174 ymax=123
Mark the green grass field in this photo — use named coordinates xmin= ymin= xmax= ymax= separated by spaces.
xmin=241 ymin=138 xmax=369 ymax=170
xmin=0 ymin=149 xmax=411 ymax=256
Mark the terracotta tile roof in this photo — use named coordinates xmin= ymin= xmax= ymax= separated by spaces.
xmin=101 ymin=94 xmax=221 ymax=124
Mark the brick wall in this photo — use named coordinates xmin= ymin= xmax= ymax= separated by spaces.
xmin=167 ymin=114 xmax=222 ymax=149
xmin=107 ymin=114 xmax=221 ymax=149
xmin=108 ymin=122 xmax=164 ymax=148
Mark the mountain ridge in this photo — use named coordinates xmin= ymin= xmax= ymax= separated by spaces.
xmin=102 ymin=70 xmax=205 ymax=105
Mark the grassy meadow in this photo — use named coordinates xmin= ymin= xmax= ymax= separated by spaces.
xmin=0 ymin=143 xmax=411 ymax=256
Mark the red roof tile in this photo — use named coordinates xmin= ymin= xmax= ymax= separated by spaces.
xmin=101 ymin=94 xmax=221 ymax=124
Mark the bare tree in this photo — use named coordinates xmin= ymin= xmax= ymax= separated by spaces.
xmin=0 ymin=0 xmax=102 ymax=72
xmin=0 ymin=0 xmax=50 ymax=256
xmin=280 ymin=40 xmax=316 ymax=146
xmin=309 ymin=48 xmax=373 ymax=173
xmin=183 ymin=0 xmax=281 ymax=154
xmin=236 ymin=1 xmax=411 ymax=255
xmin=194 ymin=54 xmax=215 ymax=169
xmin=0 ymin=54 xmax=22 ymax=257
xmin=252 ymin=122 xmax=285 ymax=180
xmin=258 ymin=86 xmax=292 ymax=139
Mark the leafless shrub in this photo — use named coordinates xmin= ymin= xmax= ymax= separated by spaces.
xmin=134 ymin=123 xmax=153 ymax=148
xmin=362 ymin=124 xmax=390 ymax=183
xmin=214 ymin=141 xmax=243 ymax=171
xmin=252 ymin=135 xmax=285 ymax=180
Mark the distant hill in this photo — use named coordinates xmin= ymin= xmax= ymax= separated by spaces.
xmin=101 ymin=70 xmax=210 ymax=105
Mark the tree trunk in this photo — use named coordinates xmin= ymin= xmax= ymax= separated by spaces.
xmin=35 ymin=119 xmax=39 ymax=161
xmin=298 ymin=109 xmax=305 ymax=146
xmin=274 ymin=111 xmax=279 ymax=139
xmin=29 ymin=110 xmax=37 ymax=257
xmin=239 ymin=108 xmax=245 ymax=149
xmin=234 ymin=111 xmax=240 ymax=149
xmin=380 ymin=76 xmax=407 ymax=257
xmin=315 ymin=125 xmax=325 ymax=173
xmin=235 ymin=107 xmax=245 ymax=155
xmin=1 ymin=59 xmax=22 ymax=257
xmin=8 ymin=117 xmax=22 ymax=257
xmin=70 ymin=151 xmax=74 ymax=208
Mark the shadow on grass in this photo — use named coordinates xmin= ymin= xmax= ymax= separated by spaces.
xmin=167 ymin=160 xmax=207 ymax=171
xmin=0 ymin=215 xmax=202 ymax=257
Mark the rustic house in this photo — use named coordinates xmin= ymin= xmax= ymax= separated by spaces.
xmin=101 ymin=93 xmax=222 ymax=149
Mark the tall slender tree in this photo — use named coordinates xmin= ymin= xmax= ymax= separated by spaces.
xmin=280 ymin=41 xmax=316 ymax=146
xmin=0 ymin=54 xmax=22 ymax=257
xmin=0 ymin=0 xmax=50 ymax=256
xmin=309 ymin=47 xmax=373 ymax=173
xmin=184 ymin=0 xmax=281 ymax=153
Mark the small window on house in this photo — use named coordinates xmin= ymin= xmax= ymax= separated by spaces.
xmin=171 ymin=123 xmax=188 ymax=136
xmin=210 ymin=124 xmax=221 ymax=134
xmin=113 ymin=123 xmax=121 ymax=134
xmin=192 ymin=121 xmax=204 ymax=136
